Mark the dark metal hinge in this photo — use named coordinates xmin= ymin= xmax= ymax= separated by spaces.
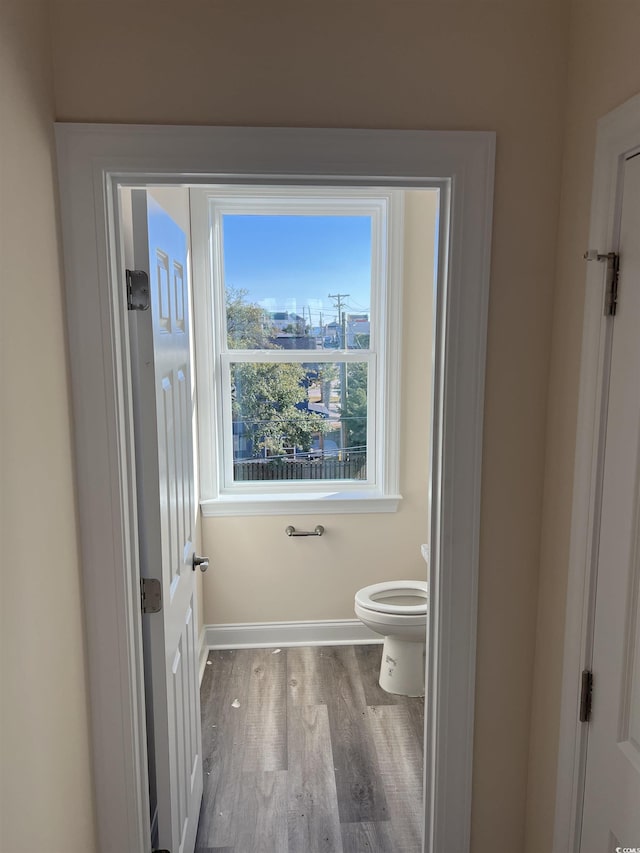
xmin=126 ymin=269 xmax=150 ymax=311
xmin=584 ymin=250 xmax=620 ymax=316
xmin=141 ymin=577 xmax=162 ymax=614
xmin=579 ymin=669 xmax=593 ymax=723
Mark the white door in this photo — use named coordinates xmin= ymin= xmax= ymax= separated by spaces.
xmin=130 ymin=190 xmax=203 ymax=853
xmin=581 ymin=152 xmax=640 ymax=852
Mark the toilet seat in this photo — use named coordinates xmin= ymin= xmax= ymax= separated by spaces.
xmin=355 ymin=580 xmax=428 ymax=615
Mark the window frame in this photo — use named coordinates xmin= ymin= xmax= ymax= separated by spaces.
xmin=191 ymin=186 xmax=406 ymax=516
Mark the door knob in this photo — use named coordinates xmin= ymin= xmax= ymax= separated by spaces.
xmin=192 ymin=555 xmax=209 ymax=572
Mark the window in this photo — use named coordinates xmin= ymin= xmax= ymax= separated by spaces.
xmin=191 ymin=187 xmax=403 ymax=515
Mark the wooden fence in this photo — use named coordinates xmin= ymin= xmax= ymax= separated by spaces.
xmin=233 ymin=452 xmax=366 ymax=481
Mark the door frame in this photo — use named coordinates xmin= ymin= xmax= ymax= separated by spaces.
xmin=55 ymin=124 xmax=495 ymax=853
xmin=553 ymin=92 xmax=640 ymax=853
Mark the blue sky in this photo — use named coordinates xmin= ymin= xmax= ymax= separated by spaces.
xmin=222 ymin=214 xmax=372 ymax=325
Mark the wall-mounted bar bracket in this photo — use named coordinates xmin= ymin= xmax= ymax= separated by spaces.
xmin=285 ymin=525 xmax=325 ymax=537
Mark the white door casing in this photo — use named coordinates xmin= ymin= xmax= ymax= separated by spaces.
xmin=580 ymin=153 xmax=640 ymax=852
xmin=554 ymin=93 xmax=640 ymax=853
xmin=129 ymin=191 xmax=203 ymax=853
xmin=54 ymin=124 xmax=494 ymax=853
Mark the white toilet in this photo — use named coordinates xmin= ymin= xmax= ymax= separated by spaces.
xmin=354 ymin=579 xmax=428 ymax=697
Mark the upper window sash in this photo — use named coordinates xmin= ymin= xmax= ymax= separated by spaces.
xmin=207 ymin=190 xmax=386 ymax=357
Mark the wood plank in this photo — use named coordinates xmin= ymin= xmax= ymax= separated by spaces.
xmin=196 ymin=646 xmax=423 ymax=850
xmin=287 ymin=704 xmax=343 ymax=853
xmin=242 ymin=648 xmax=287 ymax=772
xmin=405 ymin=696 xmax=425 ymax=756
xmin=353 ymin=645 xmax=401 ymax=706
xmin=196 ymin=649 xmax=252 ymax=849
xmin=340 ymin=821 xmax=395 ymax=853
xmin=234 ymin=771 xmax=288 ymax=853
xmin=354 ymin=645 xmax=425 ymax=752
xmin=366 ymin=705 xmax=423 ymax=852
xmin=287 ymin=646 xmax=326 ymax=707
xmin=320 ymin=646 xmax=389 ymax=824
xmin=195 ymin=847 xmax=235 ymax=853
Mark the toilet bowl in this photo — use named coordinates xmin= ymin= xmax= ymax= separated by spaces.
xmin=354 ymin=580 xmax=428 ymax=697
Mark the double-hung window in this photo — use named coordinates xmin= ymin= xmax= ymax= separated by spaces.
xmin=191 ymin=187 xmax=403 ymax=515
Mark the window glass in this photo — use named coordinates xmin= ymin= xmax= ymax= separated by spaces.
xmin=230 ymin=360 xmax=368 ymax=482
xmin=222 ymin=214 xmax=372 ymax=351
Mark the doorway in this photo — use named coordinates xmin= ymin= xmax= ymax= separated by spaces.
xmin=122 ymin=182 xmax=436 ymax=851
xmin=55 ymin=123 xmax=494 ymax=853
xmin=124 ymin=180 xmax=435 ymax=852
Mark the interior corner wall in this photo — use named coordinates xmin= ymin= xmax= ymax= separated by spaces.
xmin=48 ymin=2 xmax=570 ymax=850
xmin=525 ymin=3 xmax=640 ymax=853
xmin=0 ymin=4 xmax=97 ymax=852
xmin=199 ymin=188 xmax=435 ymax=626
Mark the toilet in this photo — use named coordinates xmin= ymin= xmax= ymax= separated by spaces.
xmin=354 ymin=579 xmax=428 ymax=697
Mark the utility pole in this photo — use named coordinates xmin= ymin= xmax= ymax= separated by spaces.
xmin=328 ymin=293 xmax=349 ymax=347
xmin=328 ymin=293 xmax=350 ymax=453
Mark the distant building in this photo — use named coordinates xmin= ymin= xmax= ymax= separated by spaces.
xmin=347 ymin=314 xmax=370 ymax=348
xmin=269 ymin=311 xmax=306 ymax=333
xmin=324 ymin=321 xmax=341 ymax=347
xmin=272 ymin=333 xmax=317 ymax=350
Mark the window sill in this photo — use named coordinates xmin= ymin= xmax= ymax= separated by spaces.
xmin=200 ymin=491 xmax=402 ymax=517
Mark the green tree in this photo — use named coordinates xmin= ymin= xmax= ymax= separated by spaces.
xmin=226 ymin=286 xmax=276 ymax=349
xmin=341 ymin=363 xmax=368 ymax=450
xmin=232 ymin=362 xmax=327 ymax=457
xmin=227 ymin=289 xmax=328 ymax=457
xmin=352 ymin=333 xmax=370 ymax=349
xmin=317 ymin=363 xmax=339 ymax=406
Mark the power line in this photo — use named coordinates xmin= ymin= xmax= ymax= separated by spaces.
xmin=327 ymin=292 xmax=350 ymax=322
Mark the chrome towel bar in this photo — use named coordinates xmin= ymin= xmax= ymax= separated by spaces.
xmin=285 ymin=525 xmax=325 ymax=537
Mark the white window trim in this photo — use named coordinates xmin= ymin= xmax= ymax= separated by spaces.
xmin=190 ymin=186 xmax=405 ymax=516
xmin=55 ymin=123 xmax=494 ymax=853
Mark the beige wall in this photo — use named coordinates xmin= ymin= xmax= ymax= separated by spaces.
xmin=46 ymin=1 xmax=571 ymax=850
xmin=525 ymin=3 xmax=640 ymax=852
xmin=14 ymin=2 xmax=640 ymax=848
xmin=0 ymin=0 xmax=573 ymax=850
xmin=200 ymin=189 xmax=435 ymax=625
xmin=0 ymin=3 xmax=97 ymax=852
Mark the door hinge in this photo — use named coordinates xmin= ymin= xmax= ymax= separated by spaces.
xmin=126 ymin=269 xmax=150 ymax=311
xmin=140 ymin=577 xmax=162 ymax=614
xmin=579 ymin=669 xmax=593 ymax=723
xmin=584 ymin=250 xmax=620 ymax=316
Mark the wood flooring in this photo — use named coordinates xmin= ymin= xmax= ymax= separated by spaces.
xmin=195 ymin=644 xmax=424 ymax=853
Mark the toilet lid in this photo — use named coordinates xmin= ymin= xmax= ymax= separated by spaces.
xmin=355 ymin=580 xmax=428 ymax=615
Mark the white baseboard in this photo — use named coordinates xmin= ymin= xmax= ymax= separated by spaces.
xmin=202 ymin=618 xmax=381 ymax=651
